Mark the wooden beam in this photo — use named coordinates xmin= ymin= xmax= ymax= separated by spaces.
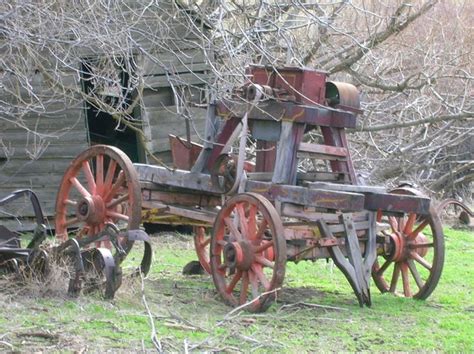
xmin=245 ymin=180 xmax=365 ymax=211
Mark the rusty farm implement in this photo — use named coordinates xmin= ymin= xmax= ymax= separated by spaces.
xmin=0 ymin=146 xmax=152 ymax=298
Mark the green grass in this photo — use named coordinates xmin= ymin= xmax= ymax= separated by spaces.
xmin=0 ymin=228 xmax=472 ymax=351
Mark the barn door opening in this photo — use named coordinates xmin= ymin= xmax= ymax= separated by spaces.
xmin=81 ymin=57 xmax=144 ymax=163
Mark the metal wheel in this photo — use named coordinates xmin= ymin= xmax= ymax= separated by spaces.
xmin=55 ymin=145 xmax=141 ymax=258
xmin=210 ymin=193 xmax=286 ymax=312
xmin=372 ymin=187 xmax=444 ymax=299
xmin=193 ymin=226 xmax=211 ymax=274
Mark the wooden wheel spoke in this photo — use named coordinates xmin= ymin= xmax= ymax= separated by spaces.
xmin=103 ymin=171 xmax=125 ymax=202
xmin=239 ymin=271 xmax=249 ymax=305
xmin=408 ymin=219 xmax=429 ymax=239
xmin=255 ymin=255 xmax=274 ymax=269
xmin=248 ymin=204 xmax=257 ymax=238
xmin=64 ymin=217 xmax=79 ymax=227
xmin=64 ymin=199 xmax=77 ymax=207
xmin=389 ymin=263 xmax=401 ymax=292
xmin=224 ymin=217 xmax=242 ymax=241
xmin=254 ymin=219 xmax=268 ymax=241
xmin=226 ymin=270 xmax=242 ymax=294
xmin=409 ymin=242 xmax=434 ymax=249
xmin=398 ymin=216 xmax=406 ymax=233
xmin=82 ymin=160 xmax=96 ymax=195
xmin=403 ymin=213 xmax=417 ymax=234
xmin=401 ymin=263 xmax=412 ymax=297
xmin=70 ymin=177 xmax=91 ymax=198
xmin=200 ymin=237 xmax=211 ymax=248
xmin=376 ymin=259 xmax=392 ymax=276
xmin=410 ymin=251 xmax=432 ymax=270
xmin=252 ymin=264 xmax=270 ymax=291
xmin=388 ymin=216 xmax=399 ymax=233
xmin=105 ymin=210 xmax=129 ymax=222
xmin=254 ymin=240 xmax=273 ymax=253
xmin=248 ymin=269 xmax=260 ymax=299
xmin=106 ymin=193 xmax=129 ymax=208
xmin=95 ymin=154 xmax=104 ymax=195
xmin=218 ymin=263 xmax=227 ymax=271
xmin=235 ymin=203 xmax=249 ymax=237
xmin=103 ymin=160 xmax=118 ymax=191
xmin=407 ymin=259 xmax=424 ymax=290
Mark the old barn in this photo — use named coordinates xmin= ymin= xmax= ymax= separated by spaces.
xmin=0 ymin=1 xmax=212 ymax=228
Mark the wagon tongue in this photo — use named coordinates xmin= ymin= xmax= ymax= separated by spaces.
xmin=317 ymin=213 xmax=377 ymax=307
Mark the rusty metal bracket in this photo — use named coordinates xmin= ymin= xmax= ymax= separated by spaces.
xmin=126 ymin=229 xmax=153 ymax=276
xmin=54 ymin=238 xmax=85 ymax=296
xmin=81 ymin=247 xmax=120 ymax=299
xmin=317 ymin=212 xmax=376 ymax=307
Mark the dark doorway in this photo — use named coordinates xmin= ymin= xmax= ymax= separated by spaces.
xmin=81 ymin=58 xmax=143 ymax=162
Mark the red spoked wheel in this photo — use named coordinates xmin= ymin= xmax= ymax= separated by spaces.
xmin=372 ymin=187 xmax=444 ymax=299
xmin=55 ymin=145 xmax=141 ymax=259
xmin=210 ymin=193 xmax=286 ymax=312
xmin=194 ymin=226 xmax=211 ymax=274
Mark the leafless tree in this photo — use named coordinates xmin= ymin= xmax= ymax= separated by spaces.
xmin=0 ymin=0 xmax=472 ymax=200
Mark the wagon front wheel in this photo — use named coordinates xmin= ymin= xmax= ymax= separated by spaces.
xmin=55 ymin=145 xmax=142 ymax=260
xmin=210 ymin=193 xmax=286 ymax=312
xmin=372 ymin=187 xmax=444 ymax=299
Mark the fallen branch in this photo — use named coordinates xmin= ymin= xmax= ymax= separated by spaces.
xmin=140 ymin=271 xmax=163 ymax=353
xmin=279 ymin=301 xmax=349 ymax=312
xmin=0 ymin=341 xmax=13 ymax=350
xmin=218 ymin=287 xmax=281 ymax=325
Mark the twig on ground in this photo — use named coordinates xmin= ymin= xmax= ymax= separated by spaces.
xmin=0 ymin=341 xmax=13 ymax=350
xmin=278 ymin=301 xmax=348 ymax=312
xmin=140 ymin=271 xmax=163 ymax=353
xmin=16 ymin=331 xmax=59 ymax=340
xmin=218 ymin=287 xmax=281 ymax=325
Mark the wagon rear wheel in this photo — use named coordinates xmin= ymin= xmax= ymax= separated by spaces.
xmin=372 ymin=187 xmax=444 ymax=299
xmin=210 ymin=193 xmax=286 ymax=312
xmin=55 ymin=145 xmax=142 ymax=260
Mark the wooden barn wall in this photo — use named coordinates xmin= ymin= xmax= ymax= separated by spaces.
xmin=0 ymin=74 xmax=89 ymax=229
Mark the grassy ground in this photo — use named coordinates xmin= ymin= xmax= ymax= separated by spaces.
xmin=0 ymin=227 xmax=472 ymax=352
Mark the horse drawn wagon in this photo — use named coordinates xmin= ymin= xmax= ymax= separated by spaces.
xmin=2 ymin=65 xmax=444 ymax=311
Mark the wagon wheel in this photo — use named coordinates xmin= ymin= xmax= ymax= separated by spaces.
xmin=210 ymin=193 xmax=286 ymax=312
xmin=210 ymin=154 xmax=237 ymax=194
xmin=55 ymin=145 xmax=141 ymax=261
xmin=372 ymin=187 xmax=444 ymax=299
xmin=193 ymin=226 xmax=211 ymax=274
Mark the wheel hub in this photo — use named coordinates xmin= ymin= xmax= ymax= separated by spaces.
xmin=387 ymin=231 xmax=428 ymax=262
xmin=76 ymin=196 xmax=105 ymax=225
xmin=223 ymin=241 xmax=254 ymax=270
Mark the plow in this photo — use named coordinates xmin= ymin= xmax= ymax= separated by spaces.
xmin=1 ymin=65 xmax=471 ymax=311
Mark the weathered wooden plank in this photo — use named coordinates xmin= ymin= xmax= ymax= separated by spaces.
xmin=297 ymin=142 xmax=348 ymax=161
xmin=0 ymin=158 xmax=75 ymax=175
xmin=145 ymin=106 xmax=206 ymax=153
xmin=142 ymin=188 xmax=221 ymax=208
xmin=297 ymin=171 xmax=349 ymax=183
xmin=364 ymin=193 xmax=431 ymax=215
xmin=245 ymin=180 xmax=365 ymax=211
xmin=142 ymin=60 xmax=210 ymax=78
xmin=144 ymin=72 xmax=212 ymax=89
xmin=272 ymin=122 xmax=304 ymax=185
xmin=281 ymin=203 xmax=370 ymax=223
xmin=305 ymin=182 xmax=386 ymax=194
xmin=216 ymin=100 xmax=356 ymax=128
xmin=135 ymin=163 xmax=222 ymax=194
